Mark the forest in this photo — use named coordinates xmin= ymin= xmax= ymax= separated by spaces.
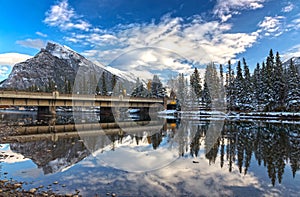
xmin=167 ymin=49 xmax=300 ymax=112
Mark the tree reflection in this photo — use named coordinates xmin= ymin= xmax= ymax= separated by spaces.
xmin=175 ymin=120 xmax=300 ymax=186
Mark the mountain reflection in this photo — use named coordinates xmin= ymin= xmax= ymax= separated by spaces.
xmin=10 ymin=137 xmax=89 ymax=174
xmin=5 ymin=118 xmax=300 ymax=186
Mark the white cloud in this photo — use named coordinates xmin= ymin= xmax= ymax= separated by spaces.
xmin=282 ymin=44 xmax=300 ymax=60
xmin=291 ymin=16 xmax=300 ymax=29
xmin=44 ymin=0 xmax=91 ymax=31
xmin=16 ymin=38 xmax=46 ymax=49
xmin=105 ymin=47 xmax=194 ymax=81
xmin=282 ymin=2 xmax=294 ymax=13
xmin=0 ymin=53 xmax=32 ymax=79
xmin=80 ymin=15 xmax=258 ymax=71
xmin=0 ymin=53 xmax=32 ymax=66
xmin=258 ymin=16 xmax=286 ymax=37
xmin=213 ymin=0 xmax=266 ymax=22
xmin=79 ymin=15 xmax=259 ymax=82
xmin=44 ymin=3 xmax=260 ymax=81
xmin=36 ymin=31 xmax=48 ymax=37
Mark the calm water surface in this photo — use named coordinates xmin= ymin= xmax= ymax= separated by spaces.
xmin=0 ymin=111 xmax=299 ymax=196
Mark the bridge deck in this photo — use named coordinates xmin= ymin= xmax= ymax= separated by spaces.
xmin=0 ymin=91 xmax=165 ymax=108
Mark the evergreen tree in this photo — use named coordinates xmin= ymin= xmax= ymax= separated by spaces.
xmin=190 ymin=68 xmax=202 ymax=100
xmin=219 ymin=64 xmax=225 ymax=109
xmin=111 ymin=74 xmax=117 ymax=92
xmin=202 ymin=81 xmax=211 ymax=109
xmin=204 ymin=62 xmax=222 ymax=109
xmin=151 ymin=75 xmax=166 ymax=98
xmin=273 ymin=52 xmax=286 ymax=110
xmin=286 ymin=59 xmax=300 ymax=111
xmin=252 ymin=63 xmax=262 ymax=110
xmin=226 ymin=60 xmax=235 ymax=111
xmin=177 ymin=73 xmax=185 ymax=106
xmin=101 ymin=73 xmax=107 ymax=95
xmin=260 ymin=61 xmax=270 ymax=110
xmin=131 ymin=77 xmax=150 ymax=97
xmin=265 ymin=49 xmax=275 ymax=110
xmin=241 ymin=58 xmax=254 ymax=111
xmin=232 ymin=61 xmax=244 ymax=110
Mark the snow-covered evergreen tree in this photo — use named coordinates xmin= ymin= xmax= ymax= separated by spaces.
xmin=241 ymin=58 xmax=254 ymax=111
xmin=286 ymin=59 xmax=300 ymax=111
xmin=204 ymin=62 xmax=222 ymax=109
xmin=190 ymin=67 xmax=202 ymax=100
xmin=252 ymin=63 xmax=262 ymax=110
xmin=177 ymin=73 xmax=185 ymax=106
xmin=132 ymin=77 xmax=149 ymax=97
xmin=226 ymin=60 xmax=235 ymax=111
xmin=202 ymin=81 xmax=211 ymax=109
xmin=232 ymin=61 xmax=244 ymax=110
xmin=273 ymin=52 xmax=286 ymax=110
xmin=151 ymin=75 xmax=166 ymax=98
xmin=264 ymin=49 xmax=275 ymax=110
xmin=219 ymin=64 xmax=226 ymax=109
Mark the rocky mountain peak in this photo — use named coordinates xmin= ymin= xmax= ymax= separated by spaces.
xmin=44 ymin=42 xmax=78 ymax=60
xmin=0 ymin=42 xmax=135 ymax=93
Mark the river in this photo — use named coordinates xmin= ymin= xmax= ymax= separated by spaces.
xmin=0 ymin=110 xmax=299 ymax=196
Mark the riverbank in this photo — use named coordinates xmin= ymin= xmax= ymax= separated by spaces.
xmin=0 ymin=179 xmax=81 ymax=197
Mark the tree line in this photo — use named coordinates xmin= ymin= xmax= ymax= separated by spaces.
xmin=170 ymin=49 xmax=300 ymax=112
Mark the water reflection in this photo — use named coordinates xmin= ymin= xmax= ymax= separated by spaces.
xmin=10 ymin=137 xmax=88 ymax=174
xmin=0 ymin=112 xmax=300 ymax=195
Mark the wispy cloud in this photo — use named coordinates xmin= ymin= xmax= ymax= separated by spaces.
xmin=36 ymin=31 xmax=48 ymax=37
xmin=44 ymin=0 xmax=91 ymax=31
xmin=290 ymin=14 xmax=300 ymax=30
xmin=16 ymin=38 xmax=46 ymax=49
xmin=213 ymin=0 xmax=266 ymax=22
xmin=282 ymin=44 xmax=300 ymax=60
xmin=282 ymin=2 xmax=294 ymax=13
xmin=257 ymin=16 xmax=286 ymax=37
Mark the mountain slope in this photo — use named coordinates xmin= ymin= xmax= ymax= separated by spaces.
xmin=283 ymin=57 xmax=300 ymax=70
xmin=0 ymin=42 xmax=135 ymax=93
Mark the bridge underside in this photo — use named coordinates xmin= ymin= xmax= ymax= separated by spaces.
xmin=37 ymin=106 xmax=56 ymax=116
xmin=0 ymin=92 xmax=167 ymax=117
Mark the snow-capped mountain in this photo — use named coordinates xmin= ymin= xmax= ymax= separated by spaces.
xmin=0 ymin=42 xmax=136 ymax=92
xmin=283 ymin=56 xmax=300 ymax=70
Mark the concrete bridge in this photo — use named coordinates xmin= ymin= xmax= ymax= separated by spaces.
xmin=0 ymin=91 xmax=167 ymax=116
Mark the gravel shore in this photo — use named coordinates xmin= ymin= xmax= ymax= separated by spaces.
xmin=0 ymin=179 xmax=81 ymax=197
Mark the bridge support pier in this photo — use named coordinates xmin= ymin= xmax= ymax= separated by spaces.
xmin=37 ymin=106 xmax=56 ymax=116
xmin=99 ymin=107 xmax=115 ymax=123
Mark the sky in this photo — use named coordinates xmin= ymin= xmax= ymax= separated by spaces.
xmin=1 ymin=0 xmax=300 ymax=82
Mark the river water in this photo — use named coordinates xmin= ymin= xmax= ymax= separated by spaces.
xmin=0 ymin=111 xmax=299 ymax=196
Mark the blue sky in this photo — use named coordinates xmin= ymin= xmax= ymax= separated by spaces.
xmin=1 ymin=0 xmax=300 ymax=82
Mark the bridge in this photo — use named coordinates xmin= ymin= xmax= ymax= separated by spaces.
xmin=0 ymin=91 xmax=167 ymax=116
